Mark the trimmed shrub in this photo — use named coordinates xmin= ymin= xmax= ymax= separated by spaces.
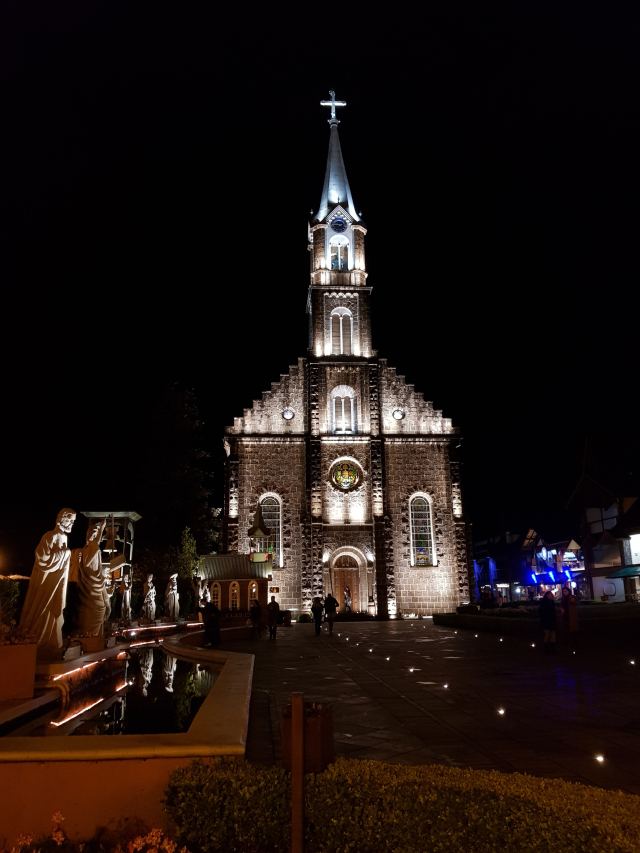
xmin=166 ymin=757 xmax=640 ymax=853
xmin=164 ymin=758 xmax=289 ymax=853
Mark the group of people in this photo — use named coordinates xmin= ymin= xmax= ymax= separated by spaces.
xmin=539 ymin=586 xmax=579 ymax=653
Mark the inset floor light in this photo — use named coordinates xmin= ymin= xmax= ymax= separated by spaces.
xmin=595 ymin=755 xmax=604 ymax=763
xmin=631 ymin=660 xmax=635 ymax=665
xmin=500 ymin=639 xmax=503 ymax=642
xmin=531 ymin=644 xmax=536 ymax=648
xmin=443 ymin=684 xmax=448 ymax=688
xmin=498 ymin=709 xmax=505 ymax=715
xmin=386 ymin=657 xmax=390 ymax=661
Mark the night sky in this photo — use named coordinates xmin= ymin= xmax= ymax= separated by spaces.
xmin=2 ymin=2 xmax=639 ymax=571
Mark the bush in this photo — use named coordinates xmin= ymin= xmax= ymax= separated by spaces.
xmin=166 ymin=757 xmax=640 ymax=853
xmin=456 ymin=604 xmax=479 ymax=614
xmin=297 ymin=613 xmax=312 ymax=623
xmin=165 ymin=758 xmax=289 ymax=853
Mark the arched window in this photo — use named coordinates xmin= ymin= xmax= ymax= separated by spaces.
xmin=410 ymin=496 xmax=435 ymax=566
xmin=331 ymin=308 xmax=352 ymax=355
xmin=329 ymin=235 xmax=349 ymax=271
xmin=331 ymin=385 xmax=357 ymax=434
xmin=229 ymin=581 xmax=239 ymax=610
xmin=210 ymin=582 xmax=220 ymax=609
xmin=260 ymin=496 xmax=282 ymax=568
xmin=248 ymin=581 xmax=258 ymax=608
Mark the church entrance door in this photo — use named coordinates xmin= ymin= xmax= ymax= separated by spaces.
xmin=333 ymin=555 xmax=360 ymax=612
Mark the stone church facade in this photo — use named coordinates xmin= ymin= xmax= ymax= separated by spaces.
xmin=222 ymin=97 xmax=472 ymax=617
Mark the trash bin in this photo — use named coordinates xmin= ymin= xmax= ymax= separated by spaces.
xmin=281 ymin=701 xmax=334 ymax=774
xmin=283 ymin=609 xmax=292 ymax=627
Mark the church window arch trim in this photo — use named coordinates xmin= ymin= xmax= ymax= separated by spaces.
xmin=248 ymin=581 xmax=259 ymax=609
xmin=409 ymin=492 xmax=436 ymax=567
xmin=330 ymin=385 xmax=357 ymax=434
xmin=229 ymin=581 xmax=240 ymax=610
xmin=259 ymin=493 xmax=283 ymax=568
xmin=331 ymin=307 xmax=353 ymax=355
xmin=210 ymin=582 xmax=221 ymax=608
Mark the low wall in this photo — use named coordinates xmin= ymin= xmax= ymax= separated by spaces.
xmin=0 ymin=635 xmax=254 ymax=846
xmin=434 ymin=611 xmax=640 ymax=637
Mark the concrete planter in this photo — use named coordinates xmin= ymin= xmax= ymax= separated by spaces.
xmin=281 ymin=702 xmax=334 ymax=774
xmin=0 ymin=644 xmax=37 ymax=700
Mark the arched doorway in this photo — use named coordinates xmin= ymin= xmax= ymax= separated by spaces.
xmin=333 ymin=554 xmax=360 ymax=612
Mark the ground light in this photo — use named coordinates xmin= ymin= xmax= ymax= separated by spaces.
xmin=531 ymin=643 xmax=536 ymax=648
xmin=500 ymin=638 xmax=503 ymax=642
xmin=369 ymin=649 xmax=373 ymax=652
xmin=631 ymin=660 xmax=635 ymax=665
xmin=498 ymin=709 xmax=505 ymax=715
xmin=596 ymin=755 xmax=604 ymax=762
xmin=386 ymin=657 xmax=390 ymax=661
xmin=443 ymin=684 xmax=448 ymax=688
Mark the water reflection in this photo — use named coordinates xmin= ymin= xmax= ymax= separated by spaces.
xmin=163 ymin=651 xmax=177 ymax=693
xmin=139 ymin=648 xmax=154 ymax=697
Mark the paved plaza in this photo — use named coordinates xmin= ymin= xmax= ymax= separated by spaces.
xmin=235 ymin=619 xmax=640 ymax=793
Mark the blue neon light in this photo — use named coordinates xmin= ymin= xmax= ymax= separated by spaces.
xmin=548 ymin=571 xmax=555 ymax=581
xmin=531 ymin=573 xmax=537 ymax=583
xmin=565 ymin=569 xmax=571 ymax=578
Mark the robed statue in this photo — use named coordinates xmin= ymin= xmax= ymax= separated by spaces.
xmin=142 ymin=574 xmax=156 ymax=621
xmin=75 ymin=518 xmax=110 ymax=636
xmin=120 ymin=572 xmax=132 ymax=623
xmin=165 ymin=573 xmax=180 ymax=620
xmin=20 ymin=508 xmax=76 ymax=657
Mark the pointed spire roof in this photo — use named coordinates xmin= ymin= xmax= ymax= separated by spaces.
xmin=316 ymin=91 xmax=360 ymax=224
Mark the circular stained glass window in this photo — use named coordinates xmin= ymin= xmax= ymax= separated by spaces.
xmin=332 ymin=461 xmax=359 ymax=490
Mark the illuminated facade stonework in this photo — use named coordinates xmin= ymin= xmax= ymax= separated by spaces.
xmin=222 ymin=96 xmax=472 ymax=616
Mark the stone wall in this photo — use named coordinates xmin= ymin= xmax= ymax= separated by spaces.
xmin=379 ymin=360 xmax=454 ymax=435
xmin=384 ymin=438 xmax=460 ymax=615
xmin=235 ymin=437 xmax=307 ymax=611
xmin=227 ymin=359 xmax=307 ymax=435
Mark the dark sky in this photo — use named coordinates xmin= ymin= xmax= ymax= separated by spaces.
xmin=1 ymin=2 xmax=639 ymax=569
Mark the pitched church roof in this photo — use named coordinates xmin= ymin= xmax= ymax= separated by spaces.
xmin=315 ymin=93 xmax=360 ymax=224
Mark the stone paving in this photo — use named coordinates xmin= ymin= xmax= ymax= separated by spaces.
xmin=236 ymin=619 xmax=640 ymax=793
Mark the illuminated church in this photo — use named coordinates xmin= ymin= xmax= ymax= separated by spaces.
xmin=221 ymin=93 xmax=471 ymax=616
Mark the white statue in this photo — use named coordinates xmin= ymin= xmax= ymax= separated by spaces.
xmin=120 ymin=572 xmax=132 ymax=623
xmin=139 ymin=647 xmax=154 ymax=697
xmin=191 ymin=575 xmax=210 ymax=604
xmin=20 ymin=508 xmax=76 ymax=657
xmin=162 ymin=651 xmax=177 ymax=692
xmin=75 ymin=518 xmax=109 ymax=636
xmin=142 ymin=574 xmax=156 ymax=621
xmin=165 ymin=573 xmax=179 ymax=620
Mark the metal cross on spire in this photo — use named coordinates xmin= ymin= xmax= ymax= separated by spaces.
xmin=320 ymin=90 xmax=346 ymax=123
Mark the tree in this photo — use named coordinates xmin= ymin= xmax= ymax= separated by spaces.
xmin=129 ymin=383 xmax=215 ymax=553
xmin=177 ymin=527 xmax=200 ymax=580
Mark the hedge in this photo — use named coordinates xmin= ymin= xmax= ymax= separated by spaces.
xmin=165 ymin=757 xmax=640 ymax=853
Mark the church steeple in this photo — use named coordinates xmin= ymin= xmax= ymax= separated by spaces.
xmin=307 ymin=91 xmax=371 ymax=359
xmin=316 ymin=91 xmax=360 ymax=224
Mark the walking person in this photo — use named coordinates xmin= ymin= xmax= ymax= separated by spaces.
xmin=201 ymin=598 xmax=221 ymax=647
xmin=250 ymin=598 xmax=262 ymax=639
xmin=311 ymin=596 xmax=324 ymax=636
xmin=267 ymin=595 xmax=280 ymax=639
xmin=560 ymin=586 xmax=578 ymax=652
xmin=539 ymin=590 xmax=557 ymax=654
xmin=324 ymin=591 xmax=339 ymax=635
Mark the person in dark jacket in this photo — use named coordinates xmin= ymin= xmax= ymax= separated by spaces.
xmin=267 ymin=596 xmax=280 ymax=639
xmin=324 ymin=593 xmax=338 ymax=634
xmin=539 ymin=590 xmax=557 ymax=653
xmin=560 ymin=586 xmax=579 ymax=652
xmin=250 ymin=599 xmax=262 ymax=638
xmin=201 ymin=599 xmax=221 ymax=646
xmin=311 ymin=596 xmax=324 ymax=636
